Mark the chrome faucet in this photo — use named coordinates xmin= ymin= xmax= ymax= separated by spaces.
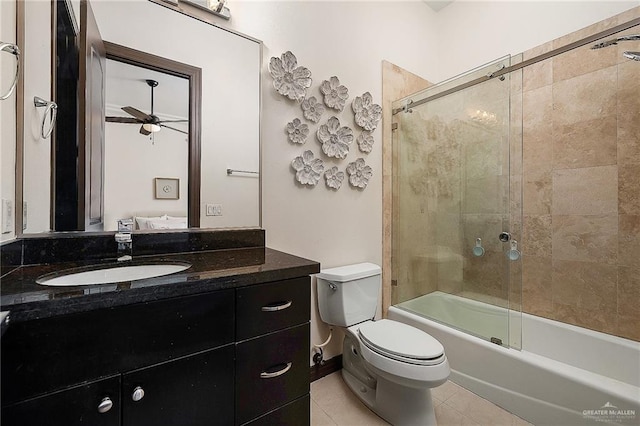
xmin=115 ymin=219 xmax=133 ymax=262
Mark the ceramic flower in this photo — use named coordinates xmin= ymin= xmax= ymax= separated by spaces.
xmin=317 ymin=116 xmax=354 ymax=159
xmin=268 ymin=51 xmax=312 ymax=102
xmin=301 ymin=96 xmax=325 ymax=123
xmin=357 ymin=131 xmax=374 ymax=153
xmin=320 ymin=76 xmax=349 ymax=111
xmin=346 ymin=158 xmax=373 ymax=189
xmin=352 ymin=92 xmax=382 ymax=131
xmin=286 ymin=118 xmax=309 ymax=144
xmin=324 ymin=166 xmax=344 ymax=190
xmin=291 ymin=150 xmax=324 ymax=186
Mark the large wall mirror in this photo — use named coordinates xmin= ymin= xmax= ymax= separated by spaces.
xmin=18 ymin=0 xmax=261 ymax=235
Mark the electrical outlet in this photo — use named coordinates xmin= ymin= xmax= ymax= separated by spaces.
xmin=2 ymin=199 xmax=13 ymax=234
xmin=23 ymin=201 xmax=28 ymax=231
xmin=206 ymin=204 xmax=223 ymax=216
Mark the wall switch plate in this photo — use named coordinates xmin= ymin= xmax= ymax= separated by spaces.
xmin=205 ymin=204 xmax=222 ymax=216
xmin=2 ymin=199 xmax=13 ymax=234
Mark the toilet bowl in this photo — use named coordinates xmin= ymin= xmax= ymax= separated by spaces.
xmin=316 ymin=263 xmax=450 ymax=425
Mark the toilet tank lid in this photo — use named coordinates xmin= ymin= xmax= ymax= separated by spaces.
xmin=316 ymin=262 xmax=381 ymax=282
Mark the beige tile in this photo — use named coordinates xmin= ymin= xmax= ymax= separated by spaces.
xmin=552 ymin=66 xmax=617 ymax=127
xmin=522 ymin=86 xmax=553 ymax=167
xmin=619 ymin=164 xmax=640 ymax=216
xmin=444 ymin=387 xmax=517 ymax=426
xmin=432 ymin=380 xmax=464 ymax=403
xmin=617 ymin=59 xmax=640 ymax=165
xmin=435 ymin=403 xmax=480 ymax=426
xmin=619 ymin=215 xmax=640 ymax=267
xmin=552 ymin=215 xmax=618 ymax=264
xmin=522 ymin=57 xmax=552 ymax=92
xmin=616 ymin=315 xmax=640 ymax=342
xmin=522 ymin=215 xmax=551 ymax=257
xmin=523 ymin=168 xmax=552 ymax=215
xmin=552 ymin=301 xmax=618 ymax=335
xmin=553 ymin=116 xmax=617 ymax=169
xmin=311 ymin=372 xmax=389 ymax=426
xmin=618 ymin=266 xmax=640 ymax=320
xmin=522 ymin=255 xmax=553 ymax=316
xmin=311 ymin=400 xmax=337 ymax=426
xmin=552 ymin=166 xmax=618 ymax=215
xmin=552 ymin=41 xmax=618 ymax=83
xmin=552 ymin=260 xmax=617 ymax=312
xmin=552 ymin=14 xmax=618 ymax=48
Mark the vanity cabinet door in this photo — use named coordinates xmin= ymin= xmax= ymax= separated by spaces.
xmin=0 ymin=375 xmax=120 ymax=426
xmin=122 ymin=345 xmax=234 ymax=426
xmin=235 ymin=323 xmax=310 ymax=425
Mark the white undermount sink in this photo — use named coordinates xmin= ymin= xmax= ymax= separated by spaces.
xmin=36 ymin=262 xmax=191 ymax=286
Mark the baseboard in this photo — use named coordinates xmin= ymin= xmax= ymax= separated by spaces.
xmin=310 ymin=355 xmax=342 ymax=382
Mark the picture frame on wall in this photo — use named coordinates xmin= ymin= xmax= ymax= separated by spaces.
xmin=154 ymin=178 xmax=180 ymax=200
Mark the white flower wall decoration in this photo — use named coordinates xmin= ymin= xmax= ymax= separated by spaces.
xmin=286 ymin=118 xmax=309 ymax=144
xmin=352 ymin=92 xmax=382 ymax=131
xmin=317 ymin=116 xmax=354 ymax=159
xmin=324 ymin=166 xmax=344 ymax=190
xmin=356 ymin=131 xmax=374 ymax=153
xmin=268 ymin=51 xmax=312 ymax=102
xmin=292 ymin=150 xmax=324 ymax=186
xmin=301 ymin=96 xmax=325 ymax=123
xmin=346 ymin=158 xmax=373 ymax=189
xmin=320 ymin=76 xmax=349 ymax=111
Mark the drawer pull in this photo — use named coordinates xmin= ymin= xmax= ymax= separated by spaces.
xmin=97 ymin=397 xmax=113 ymax=414
xmin=260 ymin=362 xmax=292 ymax=379
xmin=261 ymin=300 xmax=292 ymax=312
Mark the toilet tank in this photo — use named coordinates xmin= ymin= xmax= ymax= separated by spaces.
xmin=316 ymin=263 xmax=381 ymax=327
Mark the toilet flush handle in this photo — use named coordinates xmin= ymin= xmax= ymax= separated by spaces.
xmin=328 ymin=282 xmax=338 ymax=291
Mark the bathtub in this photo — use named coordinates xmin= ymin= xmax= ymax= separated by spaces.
xmin=389 ymin=291 xmax=640 ymax=426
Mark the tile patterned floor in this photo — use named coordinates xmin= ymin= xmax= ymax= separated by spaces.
xmin=311 ymin=371 xmax=532 ymax=426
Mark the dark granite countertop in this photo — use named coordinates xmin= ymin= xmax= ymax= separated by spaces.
xmin=0 ymin=247 xmax=320 ymax=323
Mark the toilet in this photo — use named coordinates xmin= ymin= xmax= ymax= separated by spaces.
xmin=316 ymin=263 xmax=449 ymax=426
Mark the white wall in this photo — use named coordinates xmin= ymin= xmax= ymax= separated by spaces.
xmin=223 ymin=1 xmax=441 ymax=360
xmin=0 ymin=0 xmax=17 ymax=241
xmin=22 ymin=0 xmax=52 ymax=234
xmin=434 ymin=1 xmax=640 ymax=81
xmin=103 ymin=122 xmax=189 ymax=230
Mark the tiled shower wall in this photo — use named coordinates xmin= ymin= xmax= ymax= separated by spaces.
xmin=521 ymin=14 xmax=640 ymax=342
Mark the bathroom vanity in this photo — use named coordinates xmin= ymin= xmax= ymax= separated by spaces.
xmin=0 ymin=230 xmax=319 ymax=426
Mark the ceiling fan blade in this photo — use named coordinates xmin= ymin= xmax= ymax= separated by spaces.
xmin=105 ymin=116 xmax=141 ymax=123
xmin=161 ymin=124 xmax=189 ymax=135
xmin=139 ymin=125 xmax=151 ymax=136
xmin=158 ymin=119 xmax=189 ymax=123
xmin=123 ymin=106 xmax=152 ymax=121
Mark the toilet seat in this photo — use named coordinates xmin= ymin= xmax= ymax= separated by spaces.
xmin=357 ymin=319 xmax=445 ymax=366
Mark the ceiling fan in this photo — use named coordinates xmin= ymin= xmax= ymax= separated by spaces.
xmin=105 ymin=79 xmax=188 ymax=136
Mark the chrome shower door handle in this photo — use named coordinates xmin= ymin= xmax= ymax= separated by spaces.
xmin=0 ymin=42 xmax=20 ymax=100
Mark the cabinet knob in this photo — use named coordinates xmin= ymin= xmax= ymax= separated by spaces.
xmin=97 ymin=397 xmax=113 ymax=414
xmin=132 ymin=386 xmax=145 ymax=402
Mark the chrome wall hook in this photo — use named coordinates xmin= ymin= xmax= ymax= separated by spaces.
xmin=0 ymin=42 xmax=20 ymax=100
xmin=34 ymin=96 xmax=58 ymax=139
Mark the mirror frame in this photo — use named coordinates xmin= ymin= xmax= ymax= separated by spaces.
xmin=103 ymin=41 xmax=202 ymax=228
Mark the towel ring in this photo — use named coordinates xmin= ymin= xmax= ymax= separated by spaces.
xmin=34 ymin=96 xmax=58 ymax=139
xmin=0 ymin=42 xmax=20 ymax=101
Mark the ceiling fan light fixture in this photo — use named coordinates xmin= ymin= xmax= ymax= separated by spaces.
xmin=143 ymin=123 xmax=162 ymax=133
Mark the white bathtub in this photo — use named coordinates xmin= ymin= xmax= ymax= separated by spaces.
xmin=389 ymin=291 xmax=640 ymax=426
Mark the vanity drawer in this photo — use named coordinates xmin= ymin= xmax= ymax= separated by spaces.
xmin=236 ymin=276 xmax=310 ymax=340
xmin=242 ymin=394 xmax=310 ymax=426
xmin=235 ymin=323 xmax=310 ymax=425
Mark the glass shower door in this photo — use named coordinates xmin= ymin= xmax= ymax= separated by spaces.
xmin=391 ymin=56 xmax=522 ymax=348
